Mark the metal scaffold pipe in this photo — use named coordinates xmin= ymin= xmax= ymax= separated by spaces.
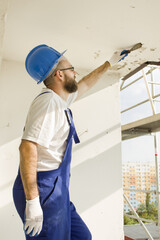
xmin=154 ymin=133 xmax=160 ymax=239
xmin=142 ymin=69 xmax=156 ymax=115
xmin=151 ymin=66 xmax=160 ymax=239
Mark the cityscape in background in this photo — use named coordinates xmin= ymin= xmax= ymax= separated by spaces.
xmin=122 ymin=161 xmax=158 ymax=212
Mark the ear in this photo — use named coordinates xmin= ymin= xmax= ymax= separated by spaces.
xmin=55 ymin=70 xmax=63 ymax=81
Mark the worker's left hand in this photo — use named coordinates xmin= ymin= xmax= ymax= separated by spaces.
xmin=24 ymin=196 xmax=43 ymax=237
xmin=109 ymin=50 xmax=128 ymax=67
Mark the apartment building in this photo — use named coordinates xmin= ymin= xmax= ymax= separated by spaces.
xmin=122 ymin=162 xmax=158 ymax=212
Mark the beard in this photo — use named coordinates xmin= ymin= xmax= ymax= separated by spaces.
xmin=63 ymin=75 xmax=78 ymax=93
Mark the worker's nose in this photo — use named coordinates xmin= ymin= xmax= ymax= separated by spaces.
xmin=74 ymin=70 xmax=79 ymax=76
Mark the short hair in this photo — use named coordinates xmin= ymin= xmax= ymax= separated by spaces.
xmin=43 ymin=56 xmax=67 ymax=87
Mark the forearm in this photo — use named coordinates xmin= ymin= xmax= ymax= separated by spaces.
xmin=19 ymin=140 xmax=39 ymax=200
xmin=77 ymin=61 xmax=110 ymax=99
xmin=81 ymin=61 xmax=110 ymax=88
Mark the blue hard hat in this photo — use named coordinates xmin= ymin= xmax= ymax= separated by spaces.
xmin=25 ymin=44 xmax=67 ymax=84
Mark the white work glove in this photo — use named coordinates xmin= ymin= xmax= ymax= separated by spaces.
xmin=109 ymin=50 xmax=128 ymax=67
xmin=24 ymin=196 xmax=43 ymax=237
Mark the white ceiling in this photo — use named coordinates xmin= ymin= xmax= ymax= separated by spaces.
xmin=2 ymin=0 xmax=160 ymax=77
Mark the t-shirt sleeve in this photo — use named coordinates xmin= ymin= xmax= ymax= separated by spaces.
xmin=67 ymin=91 xmax=78 ymax=106
xmin=22 ymin=96 xmax=56 ymax=148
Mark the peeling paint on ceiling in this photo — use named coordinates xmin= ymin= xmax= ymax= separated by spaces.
xmin=1 ymin=0 xmax=160 ymax=78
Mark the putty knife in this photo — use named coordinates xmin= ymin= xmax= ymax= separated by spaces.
xmin=121 ymin=42 xmax=142 ymax=57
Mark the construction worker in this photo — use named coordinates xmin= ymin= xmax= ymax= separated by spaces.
xmin=12 ymin=44 xmax=128 ymax=240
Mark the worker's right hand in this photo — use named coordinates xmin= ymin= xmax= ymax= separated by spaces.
xmin=109 ymin=50 xmax=128 ymax=67
xmin=24 ymin=196 xmax=43 ymax=237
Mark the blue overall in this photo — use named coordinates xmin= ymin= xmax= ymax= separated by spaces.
xmin=13 ymin=108 xmax=92 ymax=240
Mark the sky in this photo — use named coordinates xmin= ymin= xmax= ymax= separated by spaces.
xmin=120 ymin=66 xmax=160 ymax=162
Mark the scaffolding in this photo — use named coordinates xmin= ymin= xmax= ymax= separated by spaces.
xmin=121 ymin=61 xmax=160 ymax=240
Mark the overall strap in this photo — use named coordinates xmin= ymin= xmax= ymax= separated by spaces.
xmin=34 ymin=91 xmax=51 ymax=100
xmin=65 ymin=109 xmax=80 ymax=144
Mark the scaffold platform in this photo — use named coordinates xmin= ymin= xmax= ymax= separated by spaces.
xmin=122 ymin=113 xmax=160 ymax=140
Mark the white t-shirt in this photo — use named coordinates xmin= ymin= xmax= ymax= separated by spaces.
xmin=22 ymin=88 xmax=78 ymax=171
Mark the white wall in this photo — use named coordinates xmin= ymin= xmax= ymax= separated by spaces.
xmin=70 ymin=80 xmax=124 ymax=240
xmin=0 ymin=0 xmax=10 ymax=70
xmin=0 ymin=59 xmax=123 ymax=239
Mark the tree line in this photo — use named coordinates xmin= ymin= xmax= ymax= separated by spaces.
xmin=124 ymin=193 xmax=158 ymax=225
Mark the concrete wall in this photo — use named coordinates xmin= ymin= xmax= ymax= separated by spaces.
xmin=0 ymin=59 xmax=123 ymax=239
